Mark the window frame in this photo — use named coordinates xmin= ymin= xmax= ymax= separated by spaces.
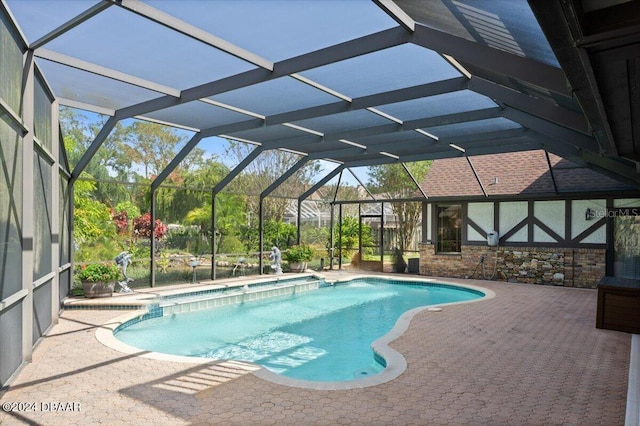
xmin=435 ymin=204 xmax=462 ymax=254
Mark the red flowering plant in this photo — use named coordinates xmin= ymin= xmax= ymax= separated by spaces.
xmin=112 ymin=210 xmax=129 ymax=235
xmin=133 ymin=213 xmax=168 ymax=240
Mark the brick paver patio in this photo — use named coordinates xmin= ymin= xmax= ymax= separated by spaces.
xmin=0 ymin=277 xmax=631 ymax=425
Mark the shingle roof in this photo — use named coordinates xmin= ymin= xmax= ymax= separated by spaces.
xmin=419 ymin=150 xmax=634 ymax=198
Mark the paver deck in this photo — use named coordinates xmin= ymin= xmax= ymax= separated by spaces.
xmin=0 ymin=276 xmax=631 ymax=425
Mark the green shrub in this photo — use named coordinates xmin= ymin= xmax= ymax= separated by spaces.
xmin=165 ymin=227 xmax=198 ymax=252
xmin=301 ymin=226 xmax=329 ymax=246
xmin=308 ymin=244 xmax=327 ymax=261
xmin=115 ymin=200 xmax=141 ymax=221
xmin=283 ymin=245 xmax=313 ymax=262
xmin=76 ymin=262 xmax=120 ymax=283
xmin=218 ymin=235 xmax=244 ymax=254
xmin=74 ymin=237 xmax=122 ymax=262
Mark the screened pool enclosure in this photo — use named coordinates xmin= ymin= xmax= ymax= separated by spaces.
xmin=1 ymin=0 xmax=639 ymax=387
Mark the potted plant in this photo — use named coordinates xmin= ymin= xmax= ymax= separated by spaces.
xmin=76 ymin=262 xmax=121 ymax=298
xmin=283 ymin=245 xmax=313 ymax=272
xmin=392 ymin=248 xmax=407 ymax=273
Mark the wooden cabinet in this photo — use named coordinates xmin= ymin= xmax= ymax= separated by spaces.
xmin=596 ymin=277 xmax=640 ymax=334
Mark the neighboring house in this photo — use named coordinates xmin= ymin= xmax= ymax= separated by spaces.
xmin=284 ymin=198 xmax=332 ymax=228
xmin=418 ymin=150 xmax=640 ymax=288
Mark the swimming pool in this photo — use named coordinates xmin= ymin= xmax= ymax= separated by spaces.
xmin=113 ymin=276 xmax=487 ymax=386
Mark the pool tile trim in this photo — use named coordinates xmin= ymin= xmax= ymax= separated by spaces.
xmin=64 ymin=273 xmax=320 ymax=310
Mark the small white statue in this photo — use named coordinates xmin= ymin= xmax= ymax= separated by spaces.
xmin=269 ymin=246 xmax=283 ymax=275
xmin=114 ymin=251 xmax=133 ymax=293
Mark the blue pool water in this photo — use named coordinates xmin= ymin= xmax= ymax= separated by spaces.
xmin=115 ymin=279 xmax=483 ymax=382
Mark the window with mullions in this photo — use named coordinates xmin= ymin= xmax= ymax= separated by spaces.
xmin=436 ymin=205 xmax=462 ymax=253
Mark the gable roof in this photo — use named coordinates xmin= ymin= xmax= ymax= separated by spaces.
xmin=420 ymin=150 xmax=636 ymax=199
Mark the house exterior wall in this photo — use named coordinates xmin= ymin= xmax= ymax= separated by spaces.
xmin=420 ymin=198 xmax=637 ymax=289
xmin=419 ymin=245 xmax=605 ymax=288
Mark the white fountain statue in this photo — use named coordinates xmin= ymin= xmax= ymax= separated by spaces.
xmin=114 ymin=251 xmax=134 ymax=293
xmin=269 ymin=246 xmax=283 ymax=275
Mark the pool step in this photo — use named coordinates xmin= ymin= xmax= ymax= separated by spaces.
xmin=160 ymin=281 xmax=320 ymax=316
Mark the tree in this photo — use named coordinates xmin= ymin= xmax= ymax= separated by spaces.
xmin=61 ymin=109 xmax=134 ymax=207
xmin=124 ymin=121 xmax=207 ymax=222
xmin=224 ymin=141 xmax=321 ymax=222
xmin=240 ymin=220 xmax=297 ymax=252
xmin=61 ymin=107 xmax=131 ymax=175
xmin=163 ymin=157 xmax=230 ymax=223
xmin=334 ymin=216 xmax=373 ymax=253
xmin=73 ymin=175 xmax=116 ymax=246
xmin=184 ymin=193 xmax=246 ymax=254
xmin=320 ymin=182 xmax=362 ymax=201
xmin=367 ymin=161 xmax=431 ymax=251
xmin=124 ymin=121 xmax=186 ymax=180
xmin=62 ymin=107 xmax=226 ymax=223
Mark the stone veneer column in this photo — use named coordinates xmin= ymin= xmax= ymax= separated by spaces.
xmin=570 ymin=248 xmax=607 ymax=288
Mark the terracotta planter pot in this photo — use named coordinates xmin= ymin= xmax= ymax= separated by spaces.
xmin=82 ymin=281 xmax=115 ymax=298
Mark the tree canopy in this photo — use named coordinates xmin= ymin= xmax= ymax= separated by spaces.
xmin=368 ymin=161 xmax=431 ymax=251
xmin=224 ymin=141 xmax=321 ymax=222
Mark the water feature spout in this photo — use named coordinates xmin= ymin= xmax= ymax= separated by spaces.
xmin=233 ymin=257 xmax=246 ymax=277
xmin=187 ymin=256 xmax=202 ymax=284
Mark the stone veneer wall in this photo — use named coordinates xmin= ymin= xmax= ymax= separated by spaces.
xmin=419 ymin=244 xmax=605 ymax=289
